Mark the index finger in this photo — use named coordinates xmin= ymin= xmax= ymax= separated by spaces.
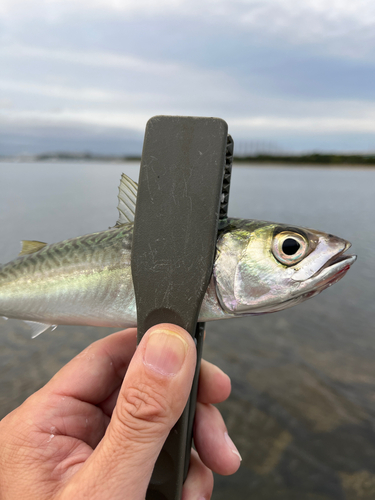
xmin=44 ymin=328 xmax=137 ymax=405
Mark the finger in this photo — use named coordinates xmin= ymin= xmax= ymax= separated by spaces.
xmin=99 ymin=358 xmax=231 ymax=417
xmin=45 ymin=328 xmax=137 ymax=405
xmin=35 ymin=394 xmax=111 ymax=450
xmin=198 ymin=359 xmax=231 ymax=404
xmin=66 ymin=324 xmax=197 ymax=500
xmin=23 ymin=329 xmax=137 ymax=450
xmin=194 ymin=402 xmax=241 ymax=475
xmin=182 ymin=449 xmax=214 ymax=500
xmin=99 ymin=386 xmax=121 ymax=417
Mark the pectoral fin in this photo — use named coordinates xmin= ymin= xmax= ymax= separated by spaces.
xmin=19 ymin=240 xmax=47 ymax=256
xmin=23 ymin=320 xmax=54 ymax=338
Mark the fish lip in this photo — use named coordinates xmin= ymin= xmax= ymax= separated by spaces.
xmin=306 ymin=240 xmax=356 ymax=281
xmin=309 ymin=252 xmax=357 ymax=287
xmin=318 ymin=241 xmax=353 ymax=272
xmin=321 ymin=252 xmax=356 ymax=272
xmin=291 ymin=252 xmax=356 ymax=304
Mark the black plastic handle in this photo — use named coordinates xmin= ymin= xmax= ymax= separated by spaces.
xmin=131 ymin=116 xmax=231 ymax=500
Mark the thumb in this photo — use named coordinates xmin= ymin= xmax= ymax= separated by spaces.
xmin=68 ymin=324 xmax=197 ymax=500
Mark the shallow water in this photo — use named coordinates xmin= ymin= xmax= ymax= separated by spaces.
xmin=0 ymin=162 xmax=374 ymax=499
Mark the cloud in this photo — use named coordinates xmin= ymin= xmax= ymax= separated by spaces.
xmin=1 ymin=0 xmax=375 ymax=153
xmin=0 ymin=115 xmax=143 ymax=156
xmin=231 ymin=115 xmax=375 ymax=134
xmin=0 ymin=79 xmax=119 ymax=103
xmin=0 ymin=45 xmax=179 ymax=73
xmin=4 ymin=95 xmax=375 ymax=135
xmin=0 ymin=43 xmax=243 ymax=112
xmin=2 ymin=0 xmax=375 ymax=60
xmin=0 ymin=108 xmax=150 ymax=131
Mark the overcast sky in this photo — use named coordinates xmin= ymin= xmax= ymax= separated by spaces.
xmin=1 ymin=0 xmax=375 ymax=155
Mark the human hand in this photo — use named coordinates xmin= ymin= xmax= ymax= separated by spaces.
xmin=0 ymin=324 xmax=241 ymax=499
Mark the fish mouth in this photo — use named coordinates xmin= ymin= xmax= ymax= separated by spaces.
xmin=287 ymin=250 xmax=357 ymax=306
xmin=309 ymin=247 xmax=357 ymax=290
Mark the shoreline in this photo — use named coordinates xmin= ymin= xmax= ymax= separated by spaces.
xmin=1 ymin=158 xmax=374 ymax=169
xmin=233 ymin=162 xmax=375 ymax=170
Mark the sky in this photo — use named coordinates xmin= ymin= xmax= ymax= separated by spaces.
xmin=1 ymin=0 xmax=375 ymax=155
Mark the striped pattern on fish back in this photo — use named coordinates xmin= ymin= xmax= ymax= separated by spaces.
xmin=0 ymin=225 xmax=133 ymax=285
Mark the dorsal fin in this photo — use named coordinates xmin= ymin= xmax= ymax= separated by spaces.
xmin=19 ymin=240 xmax=47 ymax=256
xmin=114 ymin=173 xmax=138 ymax=226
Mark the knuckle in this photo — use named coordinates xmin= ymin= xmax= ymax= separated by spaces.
xmin=116 ymin=384 xmax=170 ymax=433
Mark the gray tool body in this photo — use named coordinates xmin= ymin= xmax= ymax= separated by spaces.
xmin=131 ymin=116 xmax=233 ymax=500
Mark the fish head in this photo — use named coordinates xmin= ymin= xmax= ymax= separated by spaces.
xmin=214 ymin=219 xmax=357 ymax=315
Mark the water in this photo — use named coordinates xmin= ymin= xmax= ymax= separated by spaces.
xmin=0 ymin=162 xmax=374 ymax=499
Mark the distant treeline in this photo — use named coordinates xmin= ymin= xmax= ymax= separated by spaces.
xmin=235 ymin=153 xmax=375 ymax=165
xmin=32 ymin=153 xmax=141 ymax=162
xmin=3 ymin=152 xmax=375 ymax=165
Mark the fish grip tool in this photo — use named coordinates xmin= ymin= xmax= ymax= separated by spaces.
xmin=131 ymin=115 xmax=233 ymax=500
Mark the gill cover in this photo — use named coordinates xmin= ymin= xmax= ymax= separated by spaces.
xmin=213 ymin=221 xmax=281 ymax=314
xmin=213 ymin=228 xmax=249 ymax=314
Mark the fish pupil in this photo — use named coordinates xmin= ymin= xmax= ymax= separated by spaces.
xmin=282 ymin=238 xmax=300 ymax=255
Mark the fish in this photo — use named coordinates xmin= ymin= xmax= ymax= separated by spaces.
xmin=0 ymin=174 xmax=356 ymax=338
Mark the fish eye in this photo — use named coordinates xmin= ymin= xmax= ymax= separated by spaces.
xmin=282 ymin=238 xmax=300 ymax=255
xmin=272 ymin=231 xmax=308 ymax=266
